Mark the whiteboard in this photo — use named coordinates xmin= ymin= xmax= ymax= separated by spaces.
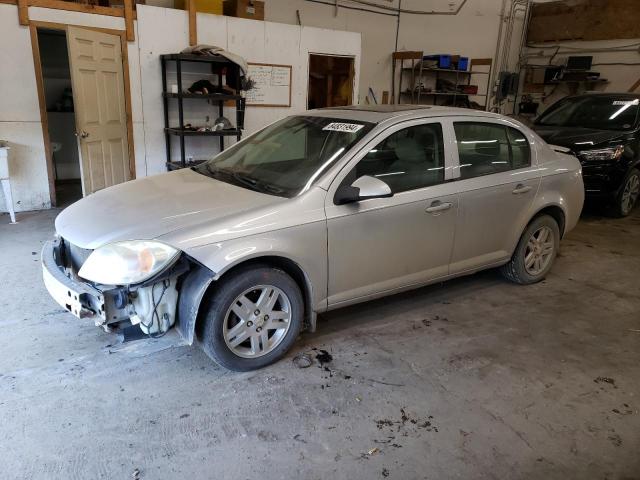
xmin=245 ymin=63 xmax=292 ymax=107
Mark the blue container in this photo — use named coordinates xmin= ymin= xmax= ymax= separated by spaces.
xmin=423 ymin=54 xmax=451 ymax=69
xmin=458 ymin=57 xmax=469 ymax=71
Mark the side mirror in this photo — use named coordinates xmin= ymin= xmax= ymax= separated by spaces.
xmin=334 ymin=175 xmax=393 ymax=205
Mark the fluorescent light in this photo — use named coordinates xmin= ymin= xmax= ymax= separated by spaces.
xmin=610 ymin=99 xmax=639 ymax=120
xmin=300 ymin=147 xmax=345 ymax=193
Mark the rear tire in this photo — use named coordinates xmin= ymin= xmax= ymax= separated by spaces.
xmin=612 ymin=168 xmax=640 ymax=217
xmin=501 ymin=215 xmax=560 ymax=285
xmin=199 ymin=265 xmax=303 ymax=371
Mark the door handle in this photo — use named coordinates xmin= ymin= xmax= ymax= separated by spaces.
xmin=512 ymin=184 xmax=532 ymax=195
xmin=425 ymin=200 xmax=453 ymax=214
xmin=75 ymin=130 xmax=89 ymax=139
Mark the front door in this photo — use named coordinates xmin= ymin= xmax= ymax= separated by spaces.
xmin=325 ymin=119 xmax=458 ymax=307
xmin=67 ymin=26 xmax=130 ymax=196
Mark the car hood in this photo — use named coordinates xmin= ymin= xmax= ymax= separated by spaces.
xmin=55 ymin=168 xmax=286 ymax=249
xmin=533 ymin=125 xmax=628 ymax=151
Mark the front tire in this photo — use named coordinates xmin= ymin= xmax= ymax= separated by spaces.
xmin=199 ymin=265 xmax=304 ymax=371
xmin=613 ymin=168 xmax=640 ymax=217
xmin=501 ymin=215 xmax=560 ymax=285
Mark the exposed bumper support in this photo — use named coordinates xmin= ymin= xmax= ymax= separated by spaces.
xmin=41 ymin=239 xmax=106 ymax=320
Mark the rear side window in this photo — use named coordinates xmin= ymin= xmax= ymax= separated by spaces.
xmin=454 ymin=122 xmax=531 ymax=179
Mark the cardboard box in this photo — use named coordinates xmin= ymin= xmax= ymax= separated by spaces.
xmin=224 ymin=0 xmax=264 ymax=20
xmin=175 ymin=0 xmax=223 ymax=15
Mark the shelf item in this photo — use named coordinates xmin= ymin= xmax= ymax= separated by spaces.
xmin=174 ymin=0 xmax=222 ymax=14
xmin=402 ymin=67 xmax=489 ymax=75
xmin=166 ymin=160 xmax=208 ymax=171
xmin=165 ymin=128 xmax=243 ymax=136
xmin=161 ymin=53 xmax=235 ymax=64
xmin=161 ymin=54 xmax=245 ymax=171
xmin=224 ymin=0 xmax=265 ymax=20
xmin=162 ymin=92 xmax=243 ymax=101
xmin=401 ymin=91 xmax=488 ymax=97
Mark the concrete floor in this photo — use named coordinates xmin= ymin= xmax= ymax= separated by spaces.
xmin=1 ymin=208 xmax=639 ymax=480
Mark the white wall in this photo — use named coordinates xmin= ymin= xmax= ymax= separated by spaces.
xmin=0 ymin=3 xmax=360 ymax=211
xmin=0 ymin=4 xmax=51 ymax=213
xmin=0 ymin=4 xmax=144 ymax=213
xmin=523 ymin=38 xmax=640 ymax=113
xmin=265 ymin=0 xmax=505 ymax=106
xmin=136 ymin=5 xmax=361 ymax=175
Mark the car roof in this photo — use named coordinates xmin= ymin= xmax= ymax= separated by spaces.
xmin=306 ymin=105 xmax=505 ymax=124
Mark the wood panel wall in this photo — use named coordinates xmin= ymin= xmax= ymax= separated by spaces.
xmin=528 ymin=0 xmax=640 ymax=43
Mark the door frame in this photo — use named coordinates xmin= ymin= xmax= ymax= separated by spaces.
xmin=306 ymin=52 xmax=356 ymax=109
xmin=29 ymin=20 xmax=136 ymax=207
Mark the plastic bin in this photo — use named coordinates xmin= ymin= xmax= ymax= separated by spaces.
xmin=423 ymin=54 xmax=451 ymax=69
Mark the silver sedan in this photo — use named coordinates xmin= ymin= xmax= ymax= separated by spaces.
xmin=43 ymin=105 xmax=584 ymax=370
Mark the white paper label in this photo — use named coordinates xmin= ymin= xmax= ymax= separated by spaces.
xmin=612 ymin=99 xmax=639 ymax=105
xmin=323 ymin=122 xmax=365 ymax=133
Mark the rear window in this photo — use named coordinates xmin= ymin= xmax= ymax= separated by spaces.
xmin=536 ymin=96 xmax=640 ymax=131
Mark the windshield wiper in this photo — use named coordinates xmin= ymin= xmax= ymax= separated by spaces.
xmin=232 ymin=173 xmax=285 ymax=196
xmin=232 ymin=172 xmax=268 ymax=193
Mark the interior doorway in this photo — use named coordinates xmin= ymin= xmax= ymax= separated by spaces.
xmin=307 ymin=54 xmax=355 ymax=109
xmin=33 ymin=23 xmax=133 ymax=208
xmin=37 ymin=28 xmax=81 ymax=207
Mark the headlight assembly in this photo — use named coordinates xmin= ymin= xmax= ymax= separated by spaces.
xmin=579 ymin=145 xmax=624 ymax=162
xmin=78 ymin=241 xmax=180 ymax=285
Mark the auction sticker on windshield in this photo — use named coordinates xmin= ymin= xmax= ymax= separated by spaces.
xmin=323 ymin=122 xmax=365 ymax=133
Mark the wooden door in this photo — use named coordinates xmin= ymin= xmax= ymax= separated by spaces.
xmin=67 ymin=26 xmax=130 ymax=195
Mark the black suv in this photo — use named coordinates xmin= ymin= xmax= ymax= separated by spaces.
xmin=533 ymin=93 xmax=640 ymax=216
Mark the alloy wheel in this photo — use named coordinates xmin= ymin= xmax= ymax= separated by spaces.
xmin=524 ymin=225 xmax=555 ymax=276
xmin=621 ymin=174 xmax=640 ymax=215
xmin=223 ymin=285 xmax=292 ymax=358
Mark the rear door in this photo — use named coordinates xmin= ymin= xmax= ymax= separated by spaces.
xmin=447 ymin=119 xmax=540 ymax=273
xmin=67 ymin=26 xmax=131 ymax=196
xmin=325 ymin=118 xmax=459 ymax=307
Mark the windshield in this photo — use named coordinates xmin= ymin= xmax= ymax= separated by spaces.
xmin=193 ymin=116 xmax=374 ymax=197
xmin=535 ymin=96 xmax=639 ymax=131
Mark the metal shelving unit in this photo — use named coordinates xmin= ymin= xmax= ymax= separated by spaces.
xmin=161 ymin=53 xmax=245 ymax=171
xmin=393 ymin=54 xmax=493 ymax=109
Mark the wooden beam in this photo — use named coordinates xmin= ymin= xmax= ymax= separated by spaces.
xmin=629 ymin=78 xmax=640 ymax=93
xmin=27 ymin=0 xmax=133 ymax=18
xmin=188 ymin=0 xmax=197 ymax=46
xmin=29 ymin=24 xmax=56 ymax=207
xmin=470 ymin=58 xmax=492 ymax=66
xmin=118 ymin=30 xmax=137 ymax=179
xmin=17 ymin=0 xmax=28 ymax=25
xmin=124 ymin=0 xmax=134 ymax=42
xmin=392 ymin=51 xmax=422 ymax=60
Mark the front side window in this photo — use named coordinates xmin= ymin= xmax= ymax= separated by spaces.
xmin=454 ymin=122 xmax=531 ymax=179
xmin=351 ymin=123 xmax=445 ymax=193
xmin=193 ymin=116 xmax=374 ymax=197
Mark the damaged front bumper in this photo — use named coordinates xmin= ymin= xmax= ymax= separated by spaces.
xmin=41 ymin=238 xmax=130 ymax=324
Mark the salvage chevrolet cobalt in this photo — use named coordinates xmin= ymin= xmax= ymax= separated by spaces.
xmin=43 ymin=106 xmax=584 ymax=371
